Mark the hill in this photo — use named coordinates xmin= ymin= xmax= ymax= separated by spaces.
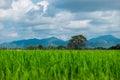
xmin=87 ymin=35 xmax=120 ymax=48
xmin=0 ymin=35 xmax=120 ymax=48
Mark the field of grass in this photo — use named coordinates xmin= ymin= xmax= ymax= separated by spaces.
xmin=0 ymin=50 xmax=120 ymax=80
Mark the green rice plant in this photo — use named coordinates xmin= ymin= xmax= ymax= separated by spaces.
xmin=0 ymin=50 xmax=120 ymax=80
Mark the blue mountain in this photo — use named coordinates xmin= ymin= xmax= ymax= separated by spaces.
xmin=0 ymin=37 xmax=68 ymax=48
xmin=87 ymin=35 xmax=120 ymax=48
xmin=0 ymin=35 xmax=120 ymax=48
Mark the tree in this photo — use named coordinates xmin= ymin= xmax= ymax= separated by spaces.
xmin=0 ymin=47 xmax=7 ymax=50
xmin=37 ymin=45 xmax=44 ymax=49
xmin=47 ymin=46 xmax=57 ymax=50
xmin=26 ymin=46 xmax=37 ymax=50
xmin=67 ymin=35 xmax=87 ymax=49
xmin=95 ymin=47 xmax=106 ymax=50
xmin=109 ymin=44 xmax=120 ymax=50
xmin=57 ymin=46 xmax=66 ymax=50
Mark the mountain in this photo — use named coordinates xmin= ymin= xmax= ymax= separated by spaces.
xmin=87 ymin=35 xmax=120 ymax=48
xmin=0 ymin=35 xmax=120 ymax=48
xmin=0 ymin=37 xmax=68 ymax=48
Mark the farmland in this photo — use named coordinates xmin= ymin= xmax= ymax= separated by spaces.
xmin=0 ymin=50 xmax=120 ymax=80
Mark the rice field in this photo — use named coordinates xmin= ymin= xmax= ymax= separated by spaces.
xmin=0 ymin=50 xmax=120 ymax=80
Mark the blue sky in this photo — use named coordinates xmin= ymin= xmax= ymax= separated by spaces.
xmin=0 ymin=0 xmax=120 ymax=43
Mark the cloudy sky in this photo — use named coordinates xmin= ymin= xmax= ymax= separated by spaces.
xmin=0 ymin=0 xmax=120 ymax=43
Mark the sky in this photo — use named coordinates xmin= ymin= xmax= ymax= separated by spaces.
xmin=0 ymin=0 xmax=120 ymax=43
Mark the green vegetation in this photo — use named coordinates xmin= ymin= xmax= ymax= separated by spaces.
xmin=68 ymin=35 xmax=87 ymax=49
xmin=0 ymin=50 xmax=120 ymax=80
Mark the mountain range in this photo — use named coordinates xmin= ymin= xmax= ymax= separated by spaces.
xmin=0 ymin=35 xmax=120 ymax=48
xmin=86 ymin=35 xmax=120 ymax=48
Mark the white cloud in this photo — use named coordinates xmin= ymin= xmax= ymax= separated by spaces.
xmin=0 ymin=0 xmax=120 ymax=43
xmin=59 ymin=35 xmax=68 ymax=40
xmin=0 ymin=23 xmax=4 ymax=30
xmin=0 ymin=0 xmax=6 ymax=7
xmin=37 ymin=1 xmax=49 ymax=14
xmin=8 ymin=32 xmax=18 ymax=37
xmin=0 ymin=0 xmax=12 ymax=9
xmin=12 ymin=0 xmax=34 ymax=13
xmin=68 ymin=20 xmax=91 ymax=29
xmin=24 ymin=10 xmax=120 ymax=40
xmin=0 ymin=0 xmax=49 ymax=21
xmin=89 ymin=11 xmax=120 ymax=24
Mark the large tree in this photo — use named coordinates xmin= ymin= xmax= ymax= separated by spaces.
xmin=67 ymin=35 xmax=87 ymax=49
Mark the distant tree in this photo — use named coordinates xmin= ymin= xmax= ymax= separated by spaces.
xmin=47 ymin=46 xmax=57 ymax=50
xmin=57 ymin=46 xmax=66 ymax=50
xmin=26 ymin=46 xmax=37 ymax=50
xmin=95 ymin=47 xmax=106 ymax=50
xmin=109 ymin=44 xmax=120 ymax=50
xmin=67 ymin=35 xmax=87 ymax=49
xmin=37 ymin=45 xmax=44 ymax=49
xmin=13 ymin=47 xmax=23 ymax=50
xmin=0 ymin=47 xmax=7 ymax=50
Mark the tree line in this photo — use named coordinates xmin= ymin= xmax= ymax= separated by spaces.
xmin=26 ymin=35 xmax=120 ymax=50
xmin=0 ymin=35 xmax=120 ymax=50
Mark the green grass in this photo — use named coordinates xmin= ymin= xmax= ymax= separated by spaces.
xmin=0 ymin=50 xmax=120 ymax=80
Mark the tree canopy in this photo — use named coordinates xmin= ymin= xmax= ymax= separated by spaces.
xmin=67 ymin=35 xmax=87 ymax=49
